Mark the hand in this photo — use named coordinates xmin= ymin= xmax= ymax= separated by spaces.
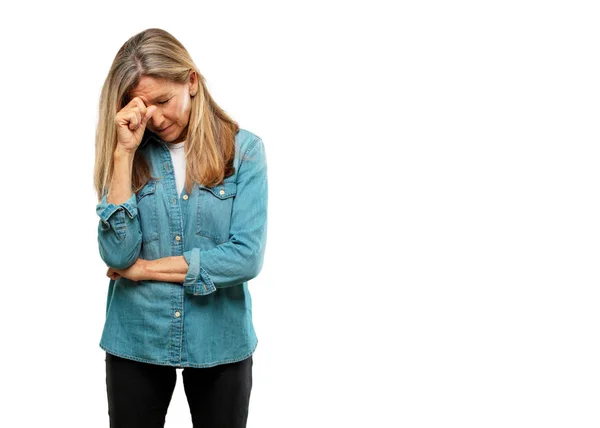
xmin=114 ymin=97 xmax=157 ymax=154
xmin=106 ymin=258 xmax=150 ymax=282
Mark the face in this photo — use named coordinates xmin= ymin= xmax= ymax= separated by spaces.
xmin=129 ymin=71 xmax=198 ymax=144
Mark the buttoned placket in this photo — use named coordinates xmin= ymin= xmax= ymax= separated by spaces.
xmin=158 ymin=140 xmax=189 ymax=365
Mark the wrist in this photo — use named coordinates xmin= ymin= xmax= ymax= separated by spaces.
xmin=114 ymin=147 xmax=136 ymax=160
xmin=142 ymin=259 xmax=156 ymax=281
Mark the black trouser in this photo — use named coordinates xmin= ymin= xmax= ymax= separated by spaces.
xmin=105 ymin=352 xmax=253 ymax=428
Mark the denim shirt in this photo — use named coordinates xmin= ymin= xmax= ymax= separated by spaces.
xmin=95 ymin=128 xmax=268 ymax=368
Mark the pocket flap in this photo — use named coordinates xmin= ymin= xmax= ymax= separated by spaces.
xmin=137 ymin=180 xmax=157 ymax=199
xmin=200 ymin=181 xmax=237 ymax=199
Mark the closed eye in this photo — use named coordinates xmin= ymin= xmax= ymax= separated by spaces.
xmin=158 ymin=99 xmax=170 ymax=104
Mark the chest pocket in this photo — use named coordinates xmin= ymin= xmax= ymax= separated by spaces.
xmin=136 ymin=179 xmax=160 ymax=244
xmin=196 ymin=181 xmax=237 ymax=244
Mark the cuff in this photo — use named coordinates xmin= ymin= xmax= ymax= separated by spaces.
xmin=96 ymin=192 xmax=138 ymax=224
xmin=182 ymin=248 xmax=217 ymax=296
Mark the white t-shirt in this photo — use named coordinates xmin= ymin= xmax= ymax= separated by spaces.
xmin=167 ymin=141 xmax=186 ymax=196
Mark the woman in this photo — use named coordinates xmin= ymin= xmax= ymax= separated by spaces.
xmin=93 ymin=28 xmax=268 ymax=428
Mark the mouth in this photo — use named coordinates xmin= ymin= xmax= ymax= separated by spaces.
xmin=159 ymin=124 xmax=172 ymax=132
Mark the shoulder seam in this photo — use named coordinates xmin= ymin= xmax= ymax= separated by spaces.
xmin=238 ymin=137 xmax=261 ymax=171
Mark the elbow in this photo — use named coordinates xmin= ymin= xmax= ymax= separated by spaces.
xmin=104 ymin=255 xmax=138 ymax=270
xmin=98 ymin=233 xmax=142 ymax=270
xmin=241 ymin=229 xmax=267 ymax=281
xmin=248 ymin=256 xmax=264 ymax=280
xmin=242 ymin=245 xmax=265 ymax=282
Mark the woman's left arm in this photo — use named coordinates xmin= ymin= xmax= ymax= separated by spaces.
xmin=182 ymin=137 xmax=268 ymax=295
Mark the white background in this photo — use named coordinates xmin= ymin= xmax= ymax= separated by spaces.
xmin=1 ymin=0 xmax=599 ymax=427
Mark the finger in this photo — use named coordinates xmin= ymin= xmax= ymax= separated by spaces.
xmin=127 ymin=96 xmax=145 ymax=110
xmin=132 ymin=97 xmax=147 ymax=116
xmin=140 ymin=105 xmax=157 ymax=128
xmin=127 ymin=111 xmax=141 ymax=131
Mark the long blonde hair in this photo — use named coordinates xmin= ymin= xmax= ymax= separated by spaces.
xmin=94 ymin=28 xmax=238 ymax=201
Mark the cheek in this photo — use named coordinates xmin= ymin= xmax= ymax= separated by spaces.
xmin=176 ymin=99 xmax=191 ymax=123
xmin=168 ymin=101 xmax=181 ymax=117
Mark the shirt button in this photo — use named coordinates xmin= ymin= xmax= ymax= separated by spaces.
xmin=175 ymin=311 xmax=181 ymax=318
xmin=219 ymin=189 xmax=225 ymax=195
xmin=175 ymin=235 xmax=181 ymax=241
xmin=183 ymin=194 xmax=188 ymax=200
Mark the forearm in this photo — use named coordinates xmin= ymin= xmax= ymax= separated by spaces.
xmin=145 ymin=256 xmax=188 ymax=283
xmin=96 ymin=170 xmax=142 ymax=269
xmin=107 ymin=149 xmax=135 ymax=205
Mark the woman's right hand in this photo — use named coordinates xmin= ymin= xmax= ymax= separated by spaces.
xmin=114 ymin=97 xmax=157 ymax=154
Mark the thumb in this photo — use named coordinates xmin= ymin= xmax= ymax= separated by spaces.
xmin=140 ymin=105 xmax=157 ymax=128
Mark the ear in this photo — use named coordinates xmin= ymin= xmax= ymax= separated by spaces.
xmin=188 ymin=70 xmax=199 ymax=96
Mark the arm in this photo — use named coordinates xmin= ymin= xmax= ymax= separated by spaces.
xmin=182 ymin=137 xmax=268 ymax=296
xmin=114 ymin=138 xmax=268 ymax=290
xmin=107 ymin=256 xmax=188 ymax=283
xmin=96 ymin=150 xmax=142 ymax=269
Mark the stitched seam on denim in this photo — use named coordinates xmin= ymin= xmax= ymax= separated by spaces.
xmin=183 ymin=248 xmax=200 ymax=290
xmin=113 ymin=209 xmax=127 ymax=240
xmin=100 ymin=340 xmax=257 ymax=368
xmin=178 ymin=286 xmax=184 ymax=364
xmin=100 ymin=344 xmax=172 ymax=366
xmin=138 ymin=187 xmax=160 ymax=244
xmin=196 ymin=195 xmax=235 ymax=244
xmin=176 ymin=161 xmax=186 ymax=364
xmin=237 ymin=137 xmax=260 ymax=175
xmin=170 ymin=272 xmax=174 ymax=363
xmin=121 ymin=200 xmax=137 ymax=219
xmin=199 ymin=267 xmax=216 ymax=294
xmin=99 ymin=204 xmax=118 ymax=222
xmin=203 ymin=183 xmax=237 ymax=199
xmin=160 ymin=145 xmax=178 ymax=247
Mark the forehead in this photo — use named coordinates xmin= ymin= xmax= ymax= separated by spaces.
xmin=130 ymin=76 xmax=175 ymax=101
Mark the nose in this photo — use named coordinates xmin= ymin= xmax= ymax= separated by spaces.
xmin=150 ymin=111 xmax=165 ymax=130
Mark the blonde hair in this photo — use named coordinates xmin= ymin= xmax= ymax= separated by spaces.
xmin=93 ymin=28 xmax=238 ymax=201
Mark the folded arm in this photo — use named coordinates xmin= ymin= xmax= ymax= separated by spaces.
xmin=107 ymin=256 xmax=187 ymax=283
xmin=109 ymin=138 xmax=268 ymax=293
xmin=182 ymin=137 xmax=268 ymax=296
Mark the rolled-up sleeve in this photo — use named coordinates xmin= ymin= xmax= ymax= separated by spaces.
xmin=182 ymin=138 xmax=268 ymax=296
xmin=96 ymin=192 xmax=142 ymax=269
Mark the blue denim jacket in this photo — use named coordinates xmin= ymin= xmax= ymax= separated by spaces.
xmin=96 ymin=128 xmax=268 ymax=368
